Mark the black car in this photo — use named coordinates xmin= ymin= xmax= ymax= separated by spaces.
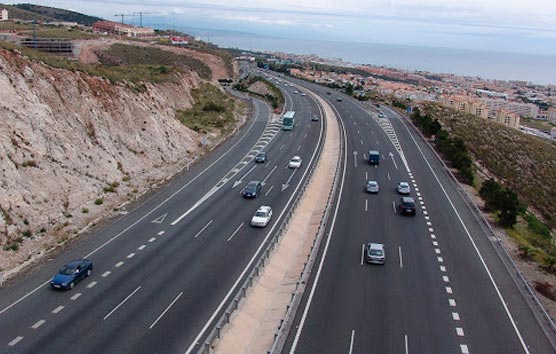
xmin=51 ymin=259 xmax=93 ymax=290
xmin=398 ymin=197 xmax=416 ymax=216
xmin=310 ymin=115 xmax=319 ymax=122
xmin=255 ymin=152 xmax=267 ymax=163
xmin=337 ymin=97 xmax=343 ymax=102
xmin=242 ymin=181 xmax=263 ymax=198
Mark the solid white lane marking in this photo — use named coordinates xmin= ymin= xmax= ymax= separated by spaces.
xmin=449 ymin=299 xmax=457 ymax=307
xmin=157 ymin=231 xmax=165 ymax=236
xmin=227 ymin=223 xmax=244 ymax=242
xmin=70 ymin=293 xmax=82 ymax=301
xmin=31 ymin=319 xmax=46 ymax=329
xmin=115 ymin=261 xmax=124 ymax=268
xmin=349 ymin=330 xmax=355 ymax=354
xmin=405 ymin=335 xmax=409 ymax=354
xmin=148 ymin=237 xmax=156 ymax=243
xmin=149 ymin=292 xmax=184 ymax=330
xmin=87 ymin=281 xmax=98 ymax=288
xmin=127 ymin=253 xmax=135 ymax=259
xmin=460 ymin=344 xmax=469 ymax=354
xmin=399 ymin=246 xmax=403 ymax=268
xmin=194 ymin=220 xmax=213 ymax=238
xmin=138 ymin=245 xmax=146 ymax=251
xmin=452 ymin=312 xmax=461 ymax=321
xmin=446 ymin=286 xmax=453 ymax=294
xmin=52 ymin=305 xmax=64 ymax=314
xmin=440 ymin=265 xmax=446 ymax=272
xmin=104 ymin=286 xmax=141 ymax=320
xmin=456 ymin=327 xmax=465 ymax=336
xmin=264 ymin=185 xmax=274 ymax=197
xmin=8 ymin=336 xmax=23 ymax=346
xmin=102 ymin=271 xmax=111 ymax=277
xmin=365 ymin=199 xmax=368 ymax=212
xmin=360 ymin=244 xmax=365 ymax=266
xmin=443 ymin=276 xmax=450 ymax=282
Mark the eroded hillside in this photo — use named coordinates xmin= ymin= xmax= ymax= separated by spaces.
xmin=0 ymin=47 xmax=243 ymax=278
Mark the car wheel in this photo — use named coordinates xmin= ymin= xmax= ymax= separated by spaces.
xmin=69 ymin=282 xmax=75 ymax=289
xmin=86 ymin=269 xmax=92 ymax=277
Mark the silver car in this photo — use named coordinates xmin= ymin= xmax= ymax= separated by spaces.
xmin=366 ymin=243 xmax=385 ymax=264
xmin=366 ymin=180 xmax=379 ymax=193
xmin=397 ymin=181 xmax=411 ymax=195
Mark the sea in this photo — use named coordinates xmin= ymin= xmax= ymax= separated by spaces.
xmin=205 ymin=33 xmax=556 ymax=86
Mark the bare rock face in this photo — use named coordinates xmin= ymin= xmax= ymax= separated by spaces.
xmin=0 ymin=49 xmax=204 ymax=275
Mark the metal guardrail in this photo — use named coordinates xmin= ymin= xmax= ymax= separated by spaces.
xmin=195 ymin=92 xmax=331 ymax=354
xmin=400 ymin=110 xmax=556 ymax=341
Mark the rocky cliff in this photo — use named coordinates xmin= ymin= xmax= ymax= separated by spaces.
xmin=0 ymin=48 xmax=237 ymax=277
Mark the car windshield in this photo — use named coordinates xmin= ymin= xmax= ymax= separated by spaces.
xmin=368 ymin=182 xmax=377 ymax=186
xmin=370 ymin=249 xmax=383 ymax=256
xmin=59 ymin=265 xmax=76 ymax=275
xmin=292 ymin=157 xmax=300 ymax=162
xmin=255 ymin=211 xmax=268 ymax=217
xmin=400 ymin=182 xmax=409 ymax=188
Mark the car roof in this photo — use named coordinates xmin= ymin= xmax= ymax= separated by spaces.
xmin=401 ymin=197 xmax=415 ymax=203
xmin=257 ymin=205 xmax=272 ymax=212
xmin=247 ymin=181 xmax=261 ymax=186
xmin=292 ymin=155 xmax=301 ymax=159
xmin=399 ymin=181 xmax=409 ymax=185
xmin=368 ymin=243 xmax=384 ymax=250
xmin=256 ymin=151 xmax=266 ymax=155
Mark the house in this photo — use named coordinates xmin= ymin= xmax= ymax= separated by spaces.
xmin=0 ymin=8 xmax=8 ymax=21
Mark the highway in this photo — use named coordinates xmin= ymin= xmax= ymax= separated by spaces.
xmin=279 ymin=77 xmax=556 ymax=354
xmin=0 ymin=83 xmax=324 ymax=353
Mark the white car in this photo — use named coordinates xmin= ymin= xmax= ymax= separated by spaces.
xmin=288 ymin=156 xmax=302 ymax=169
xmin=301 ymin=93 xmax=307 ymax=96
xmin=294 ymin=90 xmax=298 ymax=94
xmin=251 ymin=206 xmax=273 ymax=227
xmin=397 ymin=181 xmax=411 ymax=195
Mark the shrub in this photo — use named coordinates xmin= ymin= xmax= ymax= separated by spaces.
xmin=82 ymin=208 xmax=89 ymax=213
xmin=22 ymin=230 xmax=32 ymax=238
xmin=94 ymin=198 xmax=103 ymax=205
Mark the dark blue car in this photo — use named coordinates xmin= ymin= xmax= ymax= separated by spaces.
xmin=242 ymin=181 xmax=262 ymax=198
xmin=51 ymin=259 xmax=93 ymax=290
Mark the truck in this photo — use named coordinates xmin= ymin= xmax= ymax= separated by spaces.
xmin=368 ymin=150 xmax=380 ymax=165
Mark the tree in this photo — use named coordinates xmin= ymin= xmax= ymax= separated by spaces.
xmin=480 ymin=178 xmax=502 ymax=211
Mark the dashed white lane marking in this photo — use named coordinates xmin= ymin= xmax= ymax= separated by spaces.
xmin=148 ymin=237 xmax=156 ymax=243
xmin=434 ymin=248 xmax=441 ymax=254
xmin=348 ymin=329 xmax=356 ymax=354
xmin=428 ymin=228 xmax=434 ymax=232
xmin=115 ymin=261 xmax=124 ymax=268
xmin=227 ymin=223 xmax=245 ymax=242
xmin=424 ymin=216 xmax=430 ymax=220
xmin=431 ymin=234 xmax=436 ymax=239
xmin=426 ymin=221 xmax=432 ymax=226
xmin=297 ymin=145 xmax=302 ymax=151
xmin=460 ymin=344 xmax=469 ymax=353
xmin=456 ymin=327 xmax=465 ymax=336
xmin=423 ymin=210 xmax=428 ymax=215
xmin=280 ymin=144 xmax=285 ymax=150
xmin=31 ymin=319 xmax=46 ymax=329
xmin=399 ymin=246 xmax=404 ymax=269
xmin=420 ymin=201 xmax=425 ymax=205
xmin=433 ymin=241 xmax=439 ymax=246
xmin=365 ymin=171 xmax=368 ymax=180
xmin=437 ymin=257 xmax=443 ymax=262
xmin=442 ymin=276 xmax=450 ymax=282
xmin=8 ymin=336 xmax=23 ymax=346
xmin=87 ymin=281 xmax=98 ymax=288
xmin=446 ymin=286 xmax=453 ymax=294
xmin=52 ymin=305 xmax=64 ymax=314
xmin=264 ymin=185 xmax=274 ymax=197
xmin=419 ymin=197 xmax=424 ymax=201
xmin=127 ymin=253 xmax=136 ymax=259
xmin=405 ymin=334 xmax=409 ymax=354
xmin=360 ymin=244 xmax=365 ymax=266
xmin=102 ymin=271 xmax=111 ymax=277
xmin=440 ymin=265 xmax=446 ymax=272
xmin=452 ymin=312 xmax=461 ymax=321
xmin=138 ymin=245 xmax=146 ymax=251
xmin=70 ymin=293 xmax=82 ymax=301
xmin=449 ymin=299 xmax=457 ymax=307
xmin=149 ymin=292 xmax=184 ymax=330
xmin=103 ymin=286 xmax=141 ymax=320
xmin=157 ymin=231 xmax=165 ymax=236
xmin=365 ymin=199 xmax=368 ymax=212
xmin=194 ymin=220 xmax=214 ymax=238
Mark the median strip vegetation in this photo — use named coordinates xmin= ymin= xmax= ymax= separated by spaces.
xmin=234 ymin=74 xmax=284 ymax=111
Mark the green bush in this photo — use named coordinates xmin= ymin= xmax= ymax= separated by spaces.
xmin=94 ymin=198 xmax=103 ymax=205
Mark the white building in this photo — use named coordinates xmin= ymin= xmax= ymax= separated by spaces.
xmin=481 ymin=98 xmax=539 ymax=118
xmin=0 ymin=9 xmax=8 ymax=21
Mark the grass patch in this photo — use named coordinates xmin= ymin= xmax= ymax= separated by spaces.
xmin=175 ymin=83 xmax=238 ymax=134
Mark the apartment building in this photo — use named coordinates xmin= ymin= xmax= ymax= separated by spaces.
xmin=441 ymin=95 xmax=488 ymax=119
xmin=481 ymin=98 xmax=539 ymax=118
xmin=496 ymin=109 xmax=521 ymax=128
xmin=0 ymin=8 xmax=8 ymax=21
xmin=92 ymin=20 xmax=154 ymax=38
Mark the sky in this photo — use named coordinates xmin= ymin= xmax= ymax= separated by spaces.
xmin=5 ymin=0 xmax=556 ymax=55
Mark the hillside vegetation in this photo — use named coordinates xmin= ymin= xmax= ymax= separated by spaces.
xmin=422 ymin=102 xmax=556 ymax=227
xmin=5 ymin=3 xmax=102 ymax=25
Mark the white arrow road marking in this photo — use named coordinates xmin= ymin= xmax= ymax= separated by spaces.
xmin=171 ymin=187 xmax=218 ymax=225
xmin=281 ymin=168 xmax=297 ymax=192
xmin=389 ymin=152 xmax=398 ymax=170
xmin=151 ymin=213 xmax=167 ymax=224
